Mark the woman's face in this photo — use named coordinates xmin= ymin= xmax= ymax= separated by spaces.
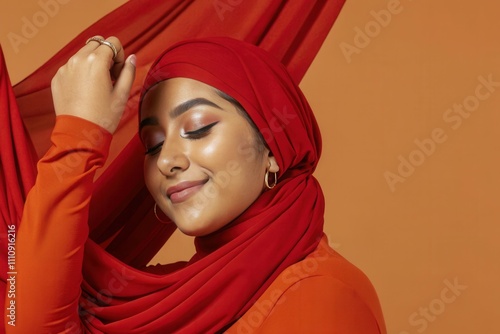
xmin=140 ymin=78 xmax=277 ymax=236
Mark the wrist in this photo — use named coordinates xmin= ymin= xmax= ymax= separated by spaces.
xmin=53 ymin=115 xmax=113 ymax=154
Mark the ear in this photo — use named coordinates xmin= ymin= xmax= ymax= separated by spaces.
xmin=268 ymin=155 xmax=280 ymax=173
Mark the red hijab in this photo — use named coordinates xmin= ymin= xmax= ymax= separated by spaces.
xmin=82 ymin=37 xmax=325 ymax=333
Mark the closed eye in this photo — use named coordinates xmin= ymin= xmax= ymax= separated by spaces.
xmin=144 ymin=121 xmax=219 ymax=155
xmin=183 ymin=121 xmax=219 ymax=139
xmin=144 ymin=141 xmax=164 ymax=156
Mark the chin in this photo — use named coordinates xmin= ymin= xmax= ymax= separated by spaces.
xmin=176 ymin=222 xmax=213 ymax=237
xmin=173 ymin=212 xmax=207 ymax=237
xmin=176 ymin=216 xmax=229 ymax=237
xmin=178 ymin=227 xmax=204 ymax=237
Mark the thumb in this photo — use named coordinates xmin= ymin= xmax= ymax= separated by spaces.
xmin=112 ymin=54 xmax=136 ymax=110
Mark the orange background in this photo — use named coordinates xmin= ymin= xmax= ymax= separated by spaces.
xmin=1 ymin=1 xmax=498 ymax=333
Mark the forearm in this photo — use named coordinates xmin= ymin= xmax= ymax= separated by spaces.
xmin=6 ymin=116 xmax=111 ymax=333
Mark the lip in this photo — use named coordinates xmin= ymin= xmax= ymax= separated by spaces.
xmin=166 ymin=179 xmax=208 ymax=204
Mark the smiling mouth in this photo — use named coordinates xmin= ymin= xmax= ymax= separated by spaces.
xmin=167 ymin=179 xmax=208 ymax=204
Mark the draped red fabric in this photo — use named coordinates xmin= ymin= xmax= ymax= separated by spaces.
xmin=0 ymin=49 xmax=38 ymax=333
xmin=79 ymin=37 xmax=324 ymax=333
xmin=1 ymin=0 xmax=346 ymax=332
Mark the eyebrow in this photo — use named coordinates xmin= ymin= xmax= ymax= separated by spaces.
xmin=139 ymin=97 xmax=222 ymax=131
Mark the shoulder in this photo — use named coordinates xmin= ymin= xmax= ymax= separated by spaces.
xmin=229 ymin=236 xmax=386 ymax=334
xmin=279 ymin=236 xmax=385 ymax=317
xmin=259 ymin=275 xmax=383 ymax=333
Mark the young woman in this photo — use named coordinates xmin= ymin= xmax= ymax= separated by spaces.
xmin=10 ymin=36 xmax=386 ymax=333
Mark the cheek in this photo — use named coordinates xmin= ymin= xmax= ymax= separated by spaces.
xmin=195 ymin=131 xmax=243 ymax=166
xmin=217 ymin=141 xmax=266 ymax=194
xmin=223 ymin=130 xmax=261 ymax=162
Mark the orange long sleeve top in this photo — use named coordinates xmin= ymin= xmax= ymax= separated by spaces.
xmin=6 ymin=116 xmax=386 ymax=333
xmin=227 ymin=236 xmax=387 ymax=333
xmin=7 ymin=116 xmax=112 ymax=333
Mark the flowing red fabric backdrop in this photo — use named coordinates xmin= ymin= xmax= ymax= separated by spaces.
xmin=0 ymin=0 xmax=346 ymax=332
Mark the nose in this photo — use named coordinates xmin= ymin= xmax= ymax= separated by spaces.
xmin=156 ymin=139 xmax=190 ymax=176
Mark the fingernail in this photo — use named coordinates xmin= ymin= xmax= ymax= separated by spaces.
xmin=128 ymin=54 xmax=136 ymax=67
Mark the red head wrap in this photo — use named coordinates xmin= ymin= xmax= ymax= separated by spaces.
xmin=141 ymin=37 xmax=322 ymax=178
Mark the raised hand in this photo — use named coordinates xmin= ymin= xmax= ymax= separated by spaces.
xmin=51 ymin=36 xmax=136 ymax=134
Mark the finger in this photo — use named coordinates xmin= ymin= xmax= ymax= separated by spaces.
xmin=77 ymin=35 xmax=105 ymax=56
xmin=105 ymin=36 xmax=125 ymax=79
xmin=112 ymin=54 xmax=137 ymax=110
xmin=92 ymin=36 xmax=123 ymax=71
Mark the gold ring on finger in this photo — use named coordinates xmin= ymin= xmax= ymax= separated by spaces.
xmin=99 ymin=40 xmax=118 ymax=60
xmin=85 ymin=36 xmax=118 ymax=60
xmin=86 ymin=36 xmax=104 ymax=45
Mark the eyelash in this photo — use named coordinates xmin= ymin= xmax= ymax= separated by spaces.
xmin=144 ymin=141 xmax=164 ymax=156
xmin=182 ymin=121 xmax=219 ymax=139
xmin=144 ymin=121 xmax=219 ymax=156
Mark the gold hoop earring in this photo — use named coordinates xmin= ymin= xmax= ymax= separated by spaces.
xmin=265 ymin=169 xmax=278 ymax=189
xmin=154 ymin=203 xmax=171 ymax=224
